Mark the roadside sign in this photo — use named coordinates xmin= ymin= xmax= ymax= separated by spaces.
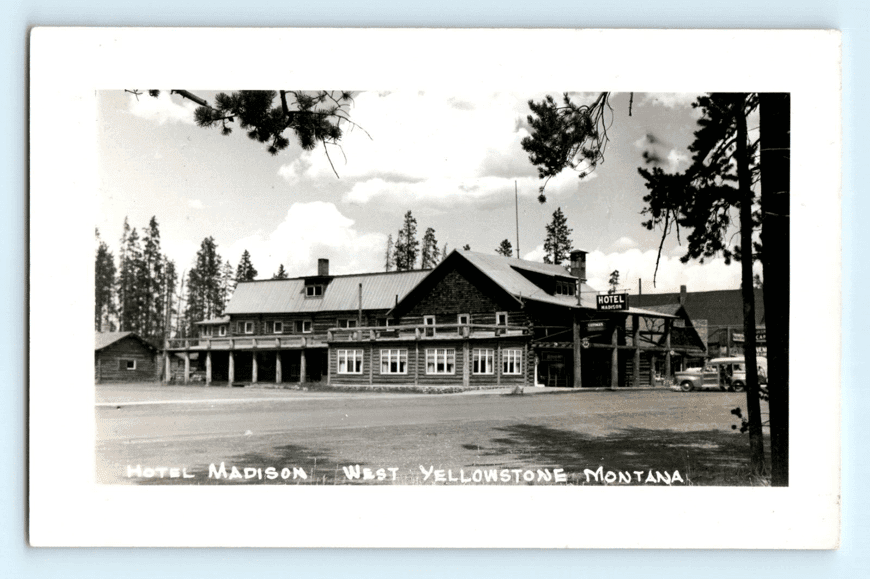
xmin=596 ymin=293 xmax=629 ymax=311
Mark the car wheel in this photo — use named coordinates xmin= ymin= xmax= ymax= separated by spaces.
xmin=680 ymin=381 xmax=694 ymax=392
xmin=732 ymin=381 xmax=746 ymax=393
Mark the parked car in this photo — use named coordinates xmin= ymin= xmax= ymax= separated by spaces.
xmin=674 ymin=357 xmax=768 ymax=392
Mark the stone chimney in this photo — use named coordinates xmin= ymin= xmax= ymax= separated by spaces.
xmin=318 ymin=258 xmax=329 ymax=276
xmin=680 ymin=285 xmax=687 ymax=305
xmin=569 ymin=250 xmax=587 ymax=282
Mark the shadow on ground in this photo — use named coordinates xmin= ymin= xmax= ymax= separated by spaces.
xmin=471 ymin=424 xmax=769 ymax=486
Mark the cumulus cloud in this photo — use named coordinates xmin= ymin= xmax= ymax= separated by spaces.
xmin=611 ymin=236 xmax=638 ymax=251
xmin=127 ymin=91 xmax=197 ymax=125
xmin=224 ymin=202 xmax=385 ymax=278
xmin=279 ymin=92 xmax=586 ymax=206
xmin=583 ymin=248 xmax=759 ymax=295
xmin=523 ymin=244 xmax=547 ymax=263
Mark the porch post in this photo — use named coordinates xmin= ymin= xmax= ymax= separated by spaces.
xmin=632 ymin=314 xmax=641 ymax=388
xmin=414 ymin=342 xmax=419 ymax=386
xmin=573 ymin=311 xmax=583 ymax=388
xmin=183 ymin=352 xmax=190 ymax=384
xmin=252 ymin=352 xmax=258 ymax=384
xmin=300 ymin=349 xmax=307 ymax=384
xmin=664 ymin=319 xmax=673 ymax=385
xmin=369 ymin=344 xmax=374 ymax=385
xmin=206 ymin=350 xmax=212 ymax=386
xmin=276 ymin=351 xmax=282 ymax=384
xmin=650 ymin=354 xmax=657 ymax=386
xmin=462 ymin=340 xmax=470 ymax=387
xmin=610 ymin=322 xmax=619 ymax=390
xmin=164 ymin=351 xmax=170 ymax=384
xmin=496 ymin=342 xmax=501 ymax=386
xmin=228 ymin=351 xmax=235 ymax=386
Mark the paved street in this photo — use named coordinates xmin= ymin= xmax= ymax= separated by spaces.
xmin=96 ymin=384 xmax=768 ymax=486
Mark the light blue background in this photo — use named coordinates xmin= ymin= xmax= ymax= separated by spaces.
xmin=6 ymin=1 xmax=866 ymax=576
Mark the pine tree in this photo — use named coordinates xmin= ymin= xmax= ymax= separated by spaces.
xmin=441 ymin=243 xmax=449 ymax=262
xmin=608 ymin=270 xmax=620 ymax=294
xmin=384 ymin=234 xmax=394 ymax=272
xmin=272 ymin=264 xmax=288 ymax=279
xmin=162 ymin=259 xmax=178 ymax=340
xmin=393 ymin=211 xmax=419 ymax=271
xmin=118 ymin=223 xmax=146 ymax=333
xmin=186 ymin=237 xmax=224 ymax=335
xmin=543 ymin=207 xmax=573 ymax=264
xmin=141 ymin=216 xmax=166 ymax=341
xmin=94 ymin=229 xmax=116 ymax=331
xmin=235 ymin=249 xmax=258 ymax=281
xmin=220 ymin=260 xmax=235 ymax=308
xmin=420 ymin=227 xmax=440 ymax=269
xmin=495 ymin=239 xmax=513 ymax=257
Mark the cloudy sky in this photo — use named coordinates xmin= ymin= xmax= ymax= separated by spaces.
xmin=96 ymin=90 xmax=753 ymax=294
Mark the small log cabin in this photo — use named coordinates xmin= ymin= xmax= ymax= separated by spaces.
xmin=168 ymin=251 xmax=706 ymax=389
xmin=95 ymin=332 xmax=160 ymax=383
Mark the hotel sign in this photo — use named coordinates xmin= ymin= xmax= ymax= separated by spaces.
xmin=596 ymin=293 xmax=629 ymax=311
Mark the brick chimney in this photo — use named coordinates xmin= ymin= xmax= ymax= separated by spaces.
xmin=680 ymin=284 xmax=687 ymax=305
xmin=569 ymin=250 xmax=587 ymax=282
xmin=318 ymin=258 xmax=329 ymax=276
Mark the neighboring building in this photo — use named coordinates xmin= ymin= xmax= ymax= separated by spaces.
xmin=95 ymin=332 xmax=160 ymax=383
xmin=168 ymin=251 xmax=707 ymax=389
xmin=631 ymin=286 xmax=766 ymax=358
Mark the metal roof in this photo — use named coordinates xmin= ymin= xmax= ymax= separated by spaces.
xmin=458 ymin=250 xmax=600 ymax=309
xmin=224 ymin=270 xmax=431 ymax=315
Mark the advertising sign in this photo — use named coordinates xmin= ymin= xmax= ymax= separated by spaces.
xmin=596 ymin=293 xmax=629 ymax=311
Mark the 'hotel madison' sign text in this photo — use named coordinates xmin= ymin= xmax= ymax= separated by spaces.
xmin=596 ymin=293 xmax=629 ymax=311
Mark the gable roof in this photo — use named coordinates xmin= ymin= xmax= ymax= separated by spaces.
xmin=458 ymin=250 xmax=600 ymax=309
xmin=95 ymin=331 xmax=158 ymax=352
xmin=631 ymin=288 xmax=765 ymax=327
xmin=224 ymin=270 xmax=431 ymax=315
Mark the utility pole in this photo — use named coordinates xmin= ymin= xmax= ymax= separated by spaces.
xmin=515 ymin=181 xmax=520 ymax=258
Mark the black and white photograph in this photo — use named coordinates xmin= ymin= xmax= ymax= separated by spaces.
xmin=29 ymin=29 xmax=841 ymax=548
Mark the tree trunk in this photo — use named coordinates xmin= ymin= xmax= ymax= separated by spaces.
xmin=760 ymin=93 xmax=790 ymax=486
xmin=736 ymin=94 xmax=766 ymax=476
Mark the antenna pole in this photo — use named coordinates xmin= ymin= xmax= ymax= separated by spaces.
xmin=515 ymin=181 xmax=520 ymax=258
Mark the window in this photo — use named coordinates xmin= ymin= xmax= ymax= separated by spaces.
xmin=380 ymin=349 xmax=408 ymax=374
xmin=555 ymin=281 xmax=576 ymax=296
xmin=219 ymin=325 xmax=227 ymax=337
xmin=305 ymin=285 xmax=324 ymax=297
xmin=202 ymin=326 xmax=212 ymax=337
xmin=458 ymin=314 xmax=470 ymax=325
xmin=294 ymin=320 xmax=312 ymax=334
xmin=273 ymin=321 xmax=283 ymax=334
xmin=473 ymin=349 xmax=494 ymax=374
xmin=337 ymin=349 xmax=364 ymax=374
xmin=376 ymin=318 xmax=393 ymax=327
xmin=237 ymin=322 xmax=244 ymax=334
xmin=496 ymin=312 xmax=508 ymax=326
xmin=244 ymin=321 xmax=254 ymax=334
xmin=119 ymin=359 xmax=136 ymax=371
xmin=426 ymin=348 xmax=455 ymax=374
xmin=424 ymin=315 xmax=436 ymax=337
xmin=338 ymin=319 xmax=359 ymax=329
xmin=503 ymin=349 xmax=523 ymax=375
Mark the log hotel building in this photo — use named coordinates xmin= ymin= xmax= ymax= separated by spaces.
xmin=165 ymin=250 xmax=707 ymax=389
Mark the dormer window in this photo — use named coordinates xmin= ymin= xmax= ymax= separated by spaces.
xmin=305 ymin=285 xmax=324 ymax=297
xmin=555 ymin=281 xmax=576 ymax=296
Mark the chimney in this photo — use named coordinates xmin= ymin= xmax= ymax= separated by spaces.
xmin=318 ymin=258 xmax=329 ymax=276
xmin=569 ymin=250 xmax=587 ymax=282
xmin=680 ymin=285 xmax=687 ymax=305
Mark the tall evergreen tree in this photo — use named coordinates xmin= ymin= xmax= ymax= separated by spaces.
xmin=235 ymin=249 xmax=258 ymax=281
xmin=543 ymin=207 xmax=573 ymax=264
xmin=420 ymin=227 xmax=440 ymax=269
xmin=141 ymin=216 xmax=166 ymax=341
xmin=185 ymin=237 xmax=224 ymax=335
xmin=220 ymin=260 xmax=235 ymax=309
xmin=94 ymin=229 xmax=116 ymax=331
xmin=495 ymin=239 xmax=513 ymax=257
xmin=272 ymin=264 xmax=289 ymax=279
xmin=162 ymin=259 xmax=179 ymax=340
xmin=441 ymin=243 xmax=449 ymax=262
xmin=608 ymin=270 xmax=621 ymax=294
xmin=639 ymin=93 xmax=766 ymax=476
xmin=118 ymin=224 xmax=146 ymax=333
xmin=393 ymin=211 xmax=419 ymax=271
xmin=384 ymin=234 xmax=394 ymax=272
